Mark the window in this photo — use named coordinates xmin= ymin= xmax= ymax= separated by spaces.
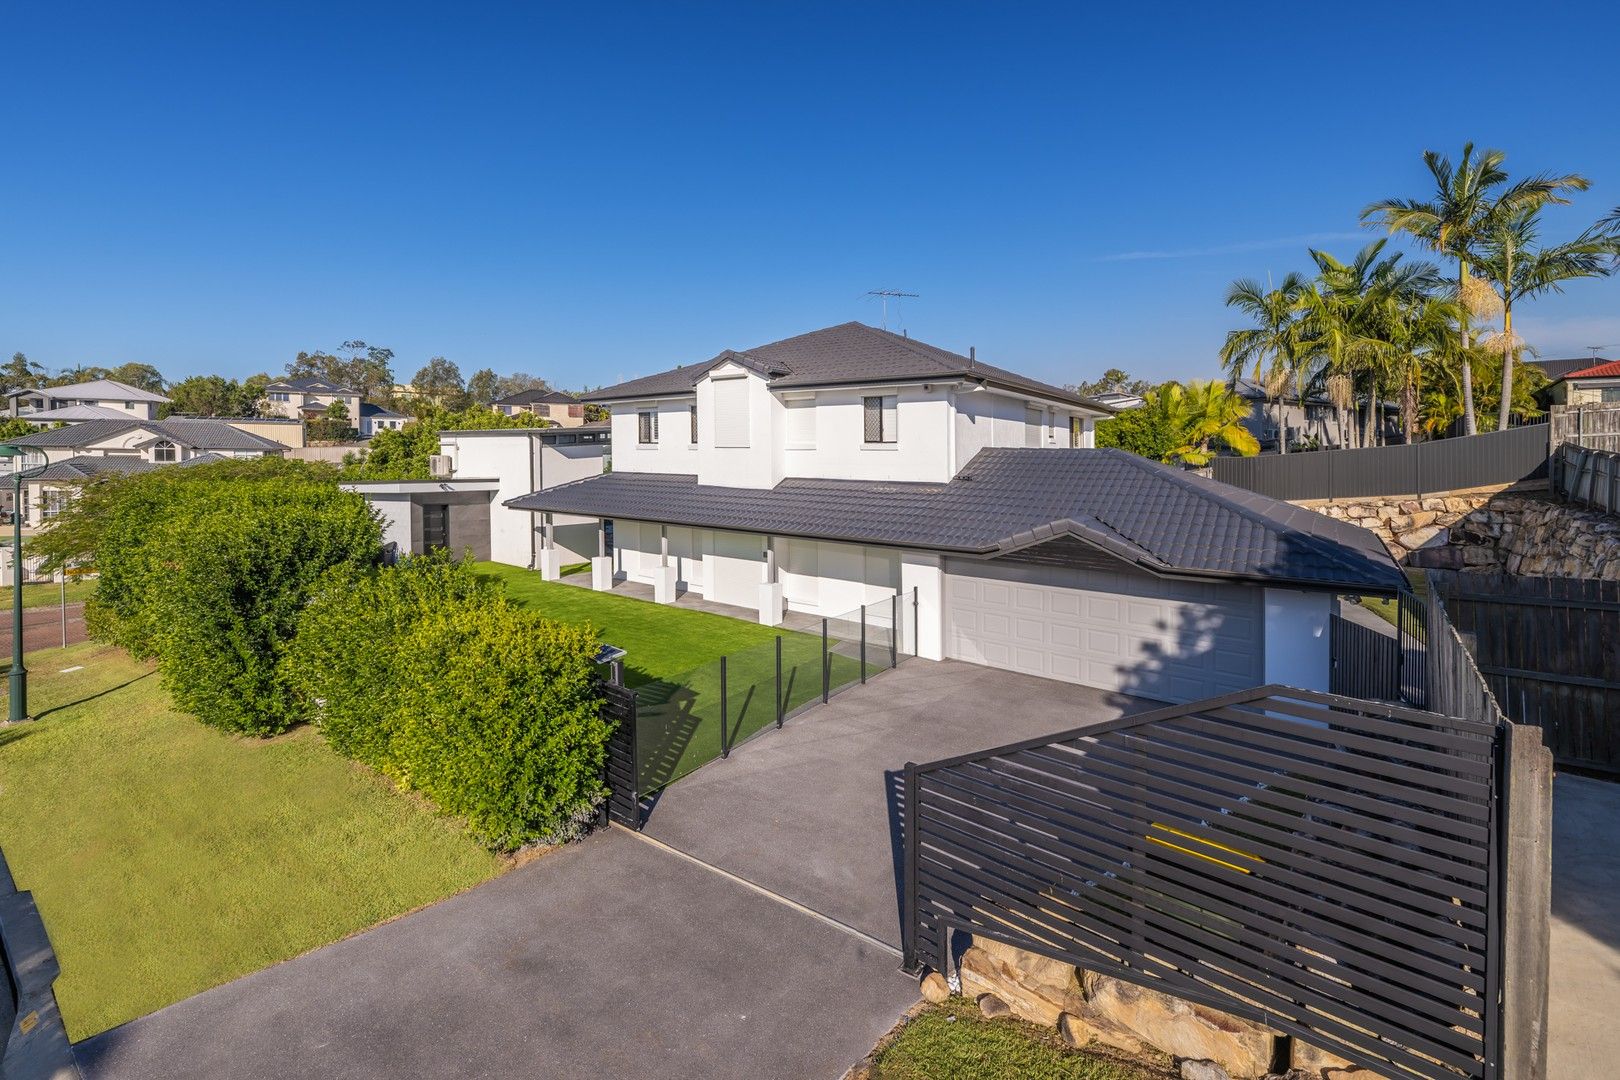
xmin=862 ymin=395 xmax=897 ymax=444
xmin=270 ymin=391 xmax=290 ymax=402
xmin=568 ymin=404 xmax=583 ymax=418
xmin=152 ymin=440 xmax=177 ymax=463
xmin=785 ymin=397 xmax=816 ymax=448
xmin=1602 ymin=386 xmax=1620 ymax=404
xmin=42 ymin=489 xmax=67 ymax=518
xmin=712 ymin=377 xmax=750 ymax=447
xmin=123 ymin=400 xmax=135 ymax=409
xmin=690 ymin=403 xmax=699 ymax=445
xmin=535 ymin=404 xmax=551 ymax=417
xmin=1069 ymin=416 xmax=1083 ymax=448
xmin=1025 ymin=407 xmax=1044 ymax=448
xmin=637 ymin=410 xmax=658 ymax=444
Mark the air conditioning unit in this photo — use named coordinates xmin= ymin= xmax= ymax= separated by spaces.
xmin=428 ymin=454 xmax=453 ymax=478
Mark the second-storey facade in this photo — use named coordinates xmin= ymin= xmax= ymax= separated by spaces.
xmin=263 ymin=378 xmax=363 ymax=423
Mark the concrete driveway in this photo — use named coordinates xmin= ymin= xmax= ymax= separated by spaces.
xmin=1549 ymin=773 xmax=1620 ymax=1079
xmin=643 ymin=658 xmax=1155 ymax=948
xmin=76 ymin=829 xmax=918 ymax=1080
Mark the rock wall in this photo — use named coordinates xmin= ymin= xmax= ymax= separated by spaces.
xmin=1302 ymin=489 xmax=1620 ymax=580
xmin=948 ymin=936 xmax=1382 ymax=1079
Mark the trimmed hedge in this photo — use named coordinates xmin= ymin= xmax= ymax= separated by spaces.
xmin=289 ymin=554 xmax=608 ymax=849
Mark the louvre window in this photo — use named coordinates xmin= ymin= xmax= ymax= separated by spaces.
xmin=637 ymin=410 xmax=658 ymax=444
xmin=863 ymin=395 xmax=897 ymax=444
xmin=1070 ymin=416 xmax=1083 ymax=448
xmin=712 ymin=377 xmax=750 ymax=447
xmin=785 ymin=398 xmax=816 ymax=447
xmin=690 ymin=403 xmax=698 ymax=444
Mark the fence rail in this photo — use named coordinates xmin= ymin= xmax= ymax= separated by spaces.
xmin=1552 ymin=442 xmax=1620 ymax=516
xmin=1328 ymin=615 xmax=1401 ymax=700
xmin=601 ymin=589 xmax=919 ymax=827
xmin=903 ymin=686 xmax=1510 ymax=1080
xmin=1550 ymin=401 xmax=1620 ymax=454
xmin=1210 ymin=423 xmax=1549 ymax=501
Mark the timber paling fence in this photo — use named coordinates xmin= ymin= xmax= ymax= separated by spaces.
xmin=599 ymin=589 xmax=919 ymax=828
xmin=1210 ymin=423 xmax=1550 ymax=502
xmin=905 ymin=579 xmax=1550 ymax=1079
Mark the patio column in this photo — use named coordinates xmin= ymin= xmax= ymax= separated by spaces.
xmin=652 ymin=524 xmax=677 ymax=604
xmin=539 ymin=512 xmax=561 ymax=581
xmin=758 ymin=536 xmax=784 ymax=628
xmin=591 ymin=519 xmax=614 ymax=591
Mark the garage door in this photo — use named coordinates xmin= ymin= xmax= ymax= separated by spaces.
xmin=944 ymin=558 xmax=1263 ymax=703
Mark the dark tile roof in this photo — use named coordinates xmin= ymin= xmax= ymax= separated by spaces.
xmin=7 ymin=418 xmax=285 ymax=453
xmin=508 ymin=448 xmax=1402 ymax=592
xmin=29 ymin=455 xmax=159 ymax=481
xmin=266 ymin=377 xmax=360 ymax=394
xmin=360 ymin=401 xmax=406 ymax=418
xmin=1552 ymin=359 xmax=1620 ymax=381
xmin=1531 ymin=357 xmax=1609 ymax=381
xmin=495 ymin=388 xmax=578 ymax=406
xmin=581 ymin=322 xmax=1112 ymax=411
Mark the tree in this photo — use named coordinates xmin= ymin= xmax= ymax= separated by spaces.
xmin=48 ymin=365 xmax=109 ymax=386
xmin=1220 ymin=273 xmax=1306 ymax=453
xmin=3 ymin=352 xmax=43 ymax=389
xmin=497 ymin=372 xmax=550 ymax=398
xmin=340 ymin=340 xmax=396 ymax=404
xmin=1094 ymin=397 xmax=1177 ymax=461
xmin=1363 ymin=144 xmax=1588 ymax=435
xmin=466 ymin=368 xmax=501 ymax=406
xmin=1476 ymin=208 xmax=1619 ymax=430
xmin=1069 ymin=368 xmax=1154 ymax=398
xmin=163 ymin=374 xmax=269 ymax=418
xmin=106 ymin=362 xmax=166 ymax=393
xmin=412 ymin=357 xmax=465 ymax=406
xmin=1168 ymin=380 xmax=1259 ymax=465
xmin=340 ymin=405 xmax=534 ymax=480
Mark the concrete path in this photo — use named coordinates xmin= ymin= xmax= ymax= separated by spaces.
xmin=1549 ymin=774 xmax=1620 ymax=1079
xmin=643 ymin=658 xmax=1153 ymax=947
xmin=76 ymin=829 xmax=918 ymax=1080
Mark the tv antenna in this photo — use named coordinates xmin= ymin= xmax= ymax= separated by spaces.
xmin=865 ymin=289 xmax=919 ymax=331
xmin=1585 ymin=344 xmax=1618 ymax=357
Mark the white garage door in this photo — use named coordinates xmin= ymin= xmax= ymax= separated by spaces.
xmin=944 ymin=558 xmax=1263 ymax=703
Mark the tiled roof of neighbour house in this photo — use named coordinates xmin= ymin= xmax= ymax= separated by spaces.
xmin=19 ymin=404 xmax=137 ymax=422
xmin=1531 ymin=357 xmax=1610 ymax=380
xmin=493 ymin=388 xmax=579 ymax=406
xmin=581 ymin=322 xmax=1116 ymax=412
xmin=265 ymin=377 xmax=360 ymax=392
xmin=4 ymin=418 xmax=286 ymax=453
xmin=1554 ymin=359 xmax=1620 ymax=381
xmin=360 ymin=401 xmax=407 ymax=418
xmin=7 ymin=378 xmax=171 ymax=403
xmin=508 ymin=447 xmax=1405 ymax=593
xmin=28 ymin=455 xmax=160 ymax=482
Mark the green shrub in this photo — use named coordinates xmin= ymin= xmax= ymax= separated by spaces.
xmin=287 ymin=554 xmax=608 ymax=849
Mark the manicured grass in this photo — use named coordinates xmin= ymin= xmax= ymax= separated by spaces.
xmin=868 ymin=999 xmax=1170 ymax=1080
xmin=0 ymin=641 xmax=503 ymax=1040
xmin=1356 ymin=595 xmax=1400 ymax=628
xmin=475 ymin=562 xmax=869 ymax=789
xmin=559 ymin=560 xmax=590 ymax=577
xmin=0 ymin=578 xmax=96 ymax=610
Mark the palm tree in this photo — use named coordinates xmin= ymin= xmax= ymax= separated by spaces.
xmin=1384 ymin=295 xmax=1462 ymax=444
xmin=1362 ymin=144 xmax=1588 ymax=435
xmin=1169 ymin=380 xmax=1260 ymax=465
xmin=1220 ymin=273 xmax=1306 ymax=453
xmin=1476 ymin=208 xmax=1620 ymax=430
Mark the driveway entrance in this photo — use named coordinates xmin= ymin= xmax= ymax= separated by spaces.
xmin=642 ymin=658 xmax=1157 ymax=947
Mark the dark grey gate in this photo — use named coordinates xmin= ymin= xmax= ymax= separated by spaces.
xmin=421 ymin=503 xmax=449 ymax=550
xmin=903 ymin=686 xmax=1506 ymax=1080
xmin=598 ymin=681 xmax=640 ymax=828
xmin=1328 ymin=615 xmax=1401 ymax=700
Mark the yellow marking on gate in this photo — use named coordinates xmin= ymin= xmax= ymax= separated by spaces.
xmin=1146 ymin=823 xmax=1264 ymax=873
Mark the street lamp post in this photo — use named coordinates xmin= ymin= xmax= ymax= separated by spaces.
xmin=0 ymin=444 xmax=49 ymax=723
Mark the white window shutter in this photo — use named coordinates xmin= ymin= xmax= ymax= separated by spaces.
xmin=786 ymin=398 xmax=816 ymax=446
xmin=712 ymin=378 xmax=750 ymax=448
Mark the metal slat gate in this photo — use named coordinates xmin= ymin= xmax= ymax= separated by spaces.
xmin=598 ymin=681 xmax=641 ymax=828
xmin=903 ymin=686 xmax=1505 ymax=1080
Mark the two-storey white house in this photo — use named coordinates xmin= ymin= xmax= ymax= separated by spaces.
xmin=7 ymin=378 xmax=170 ymax=422
xmin=262 ymin=378 xmax=363 ymax=425
xmin=511 ymin=322 xmax=1402 ymax=701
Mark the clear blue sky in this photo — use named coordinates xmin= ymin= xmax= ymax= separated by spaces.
xmin=5 ymin=1 xmax=1617 ymax=390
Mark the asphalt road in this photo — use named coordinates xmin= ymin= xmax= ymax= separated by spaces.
xmin=0 ymin=600 xmax=88 ymax=657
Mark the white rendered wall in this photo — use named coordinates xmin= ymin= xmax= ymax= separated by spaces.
xmin=611 ymin=399 xmax=699 ymax=476
xmin=1262 ymin=588 xmax=1333 ymax=692
xmin=778 ymin=386 xmax=955 ymax=484
xmin=696 ymin=366 xmax=780 ymax=489
xmin=900 ymin=551 xmax=945 ymax=661
xmin=441 ymin=433 xmax=539 ymax=567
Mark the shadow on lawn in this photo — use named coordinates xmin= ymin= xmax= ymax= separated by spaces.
xmin=0 ymin=669 xmax=158 ymax=723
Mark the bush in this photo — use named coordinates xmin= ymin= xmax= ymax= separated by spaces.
xmin=287 ymin=554 xmax=608 ymax=849
xmin=32 ymin=458 xmax=383 ymax=732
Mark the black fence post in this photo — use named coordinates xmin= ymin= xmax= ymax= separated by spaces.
xmin=901 ymin=761 xmax=920 ymax=973
xmin=822 ymin=617 xmax=829 ymax=703
xmin=775 ymin=635 xmax=783 ymax=728
xmin=719 ymin=655 xmax=730 ymax=758
xmin=890 ymin=593 xmax=899 ymax=669
xmin=860 ymin=603 xmax=867 ymax=684
xmin=913 ymin=585 xmax=919 ymax=659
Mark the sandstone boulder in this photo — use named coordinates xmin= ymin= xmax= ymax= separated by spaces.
xmin=977 ymin=993 xmax=1011 ymax=1019
xmin=1073 ymin=971 xmax=1277 ymax=1078
xmin=919 ymin=970 xmax=950 ymax=1003
xmin=958 ymin=939 xmax=1082 ymax=1026
xmin=1292 ymin=1039 xmax=1388 ymax=1079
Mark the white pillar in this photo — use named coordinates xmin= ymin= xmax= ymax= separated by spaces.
xmin=539 ymin=512 xmax=561 ymax=581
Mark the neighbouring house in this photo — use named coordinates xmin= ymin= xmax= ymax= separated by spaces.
xmin=7 ymin=379 xmax=170 ymax=422
xmin=507 ymin=321 xmax=1402 ymax=702
xmin=262 ymin=378 xmax=363 ymax=426
xmin=1232 ymin=377 xmax=1398 ymax=451
xmin=359 ymin=401 xmax=409 ymax=438
xmin=1543 ymin=358 xmax=1620 ymax=406
xmin=491 ymin=388 xmax=588 ymax=426
xmin=341 ymin=422 xmax=609 ymax=563
xmin=216 ymin=416 xmax=307 ymax=448
xmin=1086 ymin=390 xmax=1146 ymax=411
xmin=1525 ymin=356 xmax=1606 ymax=383
xmin=1 ymin=417 xmax=287 ymax=525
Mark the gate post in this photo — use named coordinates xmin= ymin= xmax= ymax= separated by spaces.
xmin=901 ymin=761 xmax=920 ymax=974
xmin=1501 ymin=721 xmax=1554 ymax=1080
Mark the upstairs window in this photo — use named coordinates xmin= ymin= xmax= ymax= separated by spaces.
xmin=637 ymin=410 xmax=658 ymax=444
xmin=1602 ymin=386 xmax=1620 ymax=404
xmin=270 ymin=391 xmax=290 ymax=402
xmin=689 ymin=403 xmax=698 ymax=445
xmin=785 ymin=397 xmax=816 ymax=448
xmin=862 ymin=395 xmax=897 ymax=444
xmin=712 ymin=377 xmax=750 ymax=447
xmin=152 ymin=440 xmax=177 ymax=463
xmin=124 ymin=400 xmax=136 ymax=409
xmin=1069 ymin=416 xmax=1083 ymax=448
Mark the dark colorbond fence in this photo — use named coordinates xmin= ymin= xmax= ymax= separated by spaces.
xmin=1211 ymin=423 xmax=1549 ymax=501
xmin=600 ymin=590 xmax=918 ymax=828
xmin=902 ymin=686 xmax=1524 ymax=1080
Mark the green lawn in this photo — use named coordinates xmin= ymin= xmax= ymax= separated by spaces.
xmin=0 ymin=578 xmax=96 ymax=610
xmin=0 ymin=641 xmax=503 ymax=1040
xmin=1355 ymin=595 xmax=1401 ymax=629
xmin=475 ymin=562 xmax=868 ymax=789
xmin=867 ymin=999 xmax=1170 ymax=1080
